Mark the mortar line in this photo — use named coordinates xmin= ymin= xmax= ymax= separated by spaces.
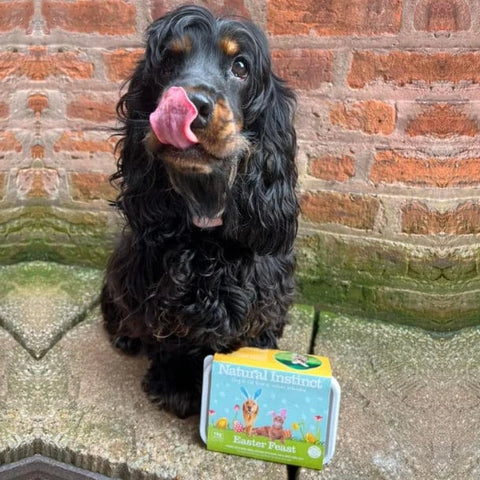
xmin=283 ymin=307 xmax=322 ymax=480
xmin=309 ymin=309 xmax=321 ymax=355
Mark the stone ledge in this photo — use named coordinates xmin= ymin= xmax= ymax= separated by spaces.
xmin=1 ymin=262 xmax=479 ymax=479
xmin=297 ymin=234 xmax=480 ymax=329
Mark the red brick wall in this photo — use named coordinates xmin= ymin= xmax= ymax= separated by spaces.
xmin=1 ymin=0 xmax=479 ymax=326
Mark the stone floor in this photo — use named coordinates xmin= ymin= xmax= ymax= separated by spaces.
xmin=0 ymin=262 xmax=479 ymax=479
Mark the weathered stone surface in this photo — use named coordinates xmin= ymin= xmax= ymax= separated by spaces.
xmin=0 ymin=262 xmax=102 ymax=358
xmin=296 ymin=234 xmax=480 ymax=330
xmin=0 ymin=267 xmax=317 ymax=479
xmin=306 ymin=313 xmax=480 ymax=480
xmin=1 ymin=262 xmax=479 ymax=479
xmin=2 ymin=206 xmax=480 ymax=329
xmin=0 ymin=206 xmax=117 ymax=268
xmin=279 ymin=304 xmax=315 ymax=353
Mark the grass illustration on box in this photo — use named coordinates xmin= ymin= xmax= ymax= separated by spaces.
xmin=205 ymin=349 xmax=333 ymax=470
xmin=207 ymin=398 xmax=325 ymax=468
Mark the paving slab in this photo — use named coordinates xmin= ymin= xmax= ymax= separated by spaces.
xmin=37 ymin=307 xmax=314 ymax=479
xmin=0 ymin=262 xmax=102 ymax=359
xmin=303 ymin=313 xmax=480 ymax=480
xmin=0 ymin=263 xmax=316 ymax=479
xmin=279 ymin=304 xmax=315 ymax=354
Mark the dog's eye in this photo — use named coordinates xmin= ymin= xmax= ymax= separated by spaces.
xmin=231 ymin=57 xmax=248 ymax=80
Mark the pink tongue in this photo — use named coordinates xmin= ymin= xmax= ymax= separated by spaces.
xmin=192 ymin=216 xmax=223 ymax=229
xmin=149 ymin=86 xmax=199 ymax=150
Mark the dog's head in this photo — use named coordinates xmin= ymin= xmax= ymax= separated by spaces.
xmin=270 ymin=408 xmax=286 ymax=429
xmin=143 ymin=6 xmax=261 ymax=227
xmin=243 ymin=398 xmax=259 ymax=418
xmin=116 ymin=5 xmax=298 ymax=253
xmin=271 ymin=415 xmax=285 ymax=429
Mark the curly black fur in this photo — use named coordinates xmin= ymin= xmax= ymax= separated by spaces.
xmin=101 ymin=5 xmax=298 ymax=418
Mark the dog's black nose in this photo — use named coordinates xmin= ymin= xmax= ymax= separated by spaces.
xmin=189 ymin=92 xmax=214 ymax=129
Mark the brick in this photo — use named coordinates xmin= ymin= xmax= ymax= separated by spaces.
xmin=32 ymin=145 xmax=45 ymax=159
xmin=42 ymin=0 xmax=136 ymax=35
xmin=151 ymin=0 xmax=250 ymax=20
xmin=16 ymin=168 xmax=59 ymax=199
xmin=27 ymin=93 xmax=48 ymax=115
xmin=54 ymin=132 xmax=114 ymax=153
xmin=0 ymin=1 xmax=34 ymax=32
xmin=68 ymin=172 xmax=115 ymax=201
xmin=0 ymin=103 xmax=8 ymax=118
xmin=0 ymin=51 xmax=27 ymax=80
xmin=370 ymin=151 xmax=480 ymax=187
xmin=67 ymin=95 xmax=116 ymax=122
xmin=0 ymin=47 xmax=94 ymax=81
xmin=272 ymin=49 xmax=333 ymax=90
xmin=330 ymin=101 xmax=395 ymax=135
xmin=402 ymin=201 xmax=480 ymax=235
xmin=267 ymin=0 xmax=401 ymax=36
xmin=103 ymin=49 xmax=143 ymax=82
xmin=308 ymin=155 xmax=355 ymax=181
xmin=406 ymin=104 xmax=478 ymax=138
xmin=301 ymin=191 xmax=379 ymax=230
xmin=414 ymin=0 xmax=471 ymax=32
xmin=0 ymin=132 xmax=22 ymax=152
xmin=348 ymin=51 xmax=480 ymax=88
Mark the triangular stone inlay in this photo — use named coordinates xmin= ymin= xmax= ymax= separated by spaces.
xmin=0 ymin=262 xmax=103 ymax=359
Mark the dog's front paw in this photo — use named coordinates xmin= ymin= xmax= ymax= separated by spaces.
xmin=112 ymin=336 xmax=143 ymax=356
xmin=142 ymin=376 xmax=201 ymax=419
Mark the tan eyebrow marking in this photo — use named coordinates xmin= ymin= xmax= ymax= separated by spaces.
xmin=169 ymin=36 xmax=192 ymax=54
xmin=219 ymin=37 xmax=240 ymax=57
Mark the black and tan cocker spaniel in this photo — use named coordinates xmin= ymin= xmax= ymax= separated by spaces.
xmin=101 ymin=5 xmax=298 ymax=418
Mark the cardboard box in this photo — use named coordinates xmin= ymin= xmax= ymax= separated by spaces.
xmin=200 ymin=348 xmax=340 ymax=470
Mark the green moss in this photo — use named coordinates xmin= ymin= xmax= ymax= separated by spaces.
xmin=0 ymin=206 xmax=117 ymax=268
xmin=0 ymin=261 xmax=102 ymax=295
xmin=296 ymin=234 xmax=480 ymax=330
xmin=1 ymin=204 xmax=480 ymax=329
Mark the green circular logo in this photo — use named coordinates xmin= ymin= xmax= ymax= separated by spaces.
xmin=274 ymin=352 xmax=322 ymax=371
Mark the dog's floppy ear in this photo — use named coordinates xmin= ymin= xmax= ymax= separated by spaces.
xmin=234 ymin=73 xmax=298 ymax=256
xmin=112 ymin=6 xmax=216 ymax=236
xmin=114 ymin=58 xmax=154 ymax=185
xmin=113 ymin=55 xmax=190 ymax=239
xmin=112 ymin=58 xmax=176 ymax=236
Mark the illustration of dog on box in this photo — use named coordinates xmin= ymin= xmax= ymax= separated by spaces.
xmin=254 ymin=409 xmax=289 ymax=444
xmin=241 ymin=387 xmax=261 ymax=436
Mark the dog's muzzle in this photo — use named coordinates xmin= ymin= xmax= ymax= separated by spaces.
xmin=148 ymin=86 xmax=245 ymax=229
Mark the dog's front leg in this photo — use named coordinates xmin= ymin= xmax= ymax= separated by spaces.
xmin=142 ymin=348 xmax=209 ymax=418
xmin=100 ymin=284 xmax=144 ymax=356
